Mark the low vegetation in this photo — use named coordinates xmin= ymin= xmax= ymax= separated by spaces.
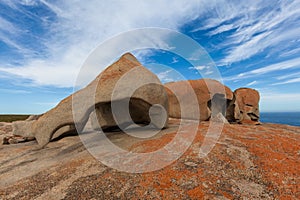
xmin=0 ymin=115 xmax=29 ymax=122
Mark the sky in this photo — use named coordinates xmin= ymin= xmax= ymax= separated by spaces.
xmin=0 ymin=0 xmax=300 ymax=114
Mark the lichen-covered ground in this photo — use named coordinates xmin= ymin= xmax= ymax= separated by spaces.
xmin=0 ymin=120 xmax=299 ymax=199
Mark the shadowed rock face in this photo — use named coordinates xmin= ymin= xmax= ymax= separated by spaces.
xmin=165 ymin=79 xmax=233 ymax=121
xmin=12 ymin=53 xmax=168 ymax=147
xmin=90 ymin=97 xmax=164 ymax=131
xmin=234 ymin=88 xmax=260 ymax=123
xmin=225 ymin=94 xmax=242 ymax=123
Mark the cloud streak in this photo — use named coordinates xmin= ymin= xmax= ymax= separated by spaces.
xmin=0 ymin=0 xmax=204 ymax=87
xmin=0 ymin=0 xmax=300 ymax=91
xmin=223 ymin=57 xmax=300 ymax=82
xmin=193 ymin=1 xmax=300 ymax=65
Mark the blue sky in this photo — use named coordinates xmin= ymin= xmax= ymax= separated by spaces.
xmin=0 ymin=0 xmax=300 ymax=114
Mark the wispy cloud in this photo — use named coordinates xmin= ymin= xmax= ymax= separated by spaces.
xmin=189 ymin=66 xmax=207 ymax=70
xmin=272 ymin=77 xmax=300 ymax=85
xmin=156 ymin=70 xmax=174 ymax=83
xmin=171 ymin=57 xmax=179 ymax=64
xmin=0 ymin=88 xmax=31 ymax=94
xmin=1 ymin=0 xmax=300 ymax=91
xmin=0 ymin=0 xmax=204 ymax=87
xmin=250 ymin=57 xmax=300 ymax=74
xmin=224 ymin=57 xmax=300 ymax=81
xmin=276 ymin=71 xmax=300 ymax=80
xmin=246 ymin=81 xmax=257 ymax=86
xmin=192 ymin=1 xmax=300 ymax=65
xmin=188 ymin=65 xmax=216 ymax=76
xmin=0 ymin=16 xmax=19 ymax=34
xmin=207 ymin=24 xmax=235 ymax=36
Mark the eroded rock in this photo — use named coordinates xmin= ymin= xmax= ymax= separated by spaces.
xmin=165 ymin=79 xmax=233 ymax=121
xmin=26 ymin=114 xmax=43 ymax=121
xmin=2 ymin=135 xmax=35 ymax=145
xmin=0 ymin=122 xmax=12 ymax=134
xmin=234 ymin=88 xmax=260 ymax=123
xmin=12 ymin=53 xmax=168 ymax=147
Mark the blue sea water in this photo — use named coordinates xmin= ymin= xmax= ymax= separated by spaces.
xmin=260 ymin=112 xmax=300 ymax=126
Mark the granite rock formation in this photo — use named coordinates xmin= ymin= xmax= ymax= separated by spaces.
xmin=234 ymin=88 xmax=260 ymax=124
xmin=12 ymin=53 xmax=168 ymax=147
xmin=165 ymin=79 xmax=234 ymax=121
xmin=1 ymin=120 xmax=299 ymax=199
xmin=165 ymin=80 xmax=261 ymax=124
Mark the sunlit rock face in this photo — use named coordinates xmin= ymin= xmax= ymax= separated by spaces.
xmin=90 ymin=52 xmax=168 ymax=131
xmin=12 ymin=53 xmax=168 ymax=147
xmin=234 ymin=88 xmax=260 ymax=124
xmin=164 ymin=80 xmax=260 ymax=124
xmin=165 ymin=79 xmax=234 ymax=122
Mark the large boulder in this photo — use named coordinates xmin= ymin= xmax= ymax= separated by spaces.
xmin=234 ymin=88 xmax=260 ymax=123
xmin=165 ymin=79 xmax=233 ymax=121
xmin=89 ymin=53 xmax=168 ymax=131
xmin=12 ymin=53 xmax=168 ymax=147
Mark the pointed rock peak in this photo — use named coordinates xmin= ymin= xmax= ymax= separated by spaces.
xmin=119 ymin=52 xmax=140 ymax=64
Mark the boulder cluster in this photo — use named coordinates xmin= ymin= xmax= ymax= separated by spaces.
xmin=11 ymin=53 xmax=260 ymax=147
xmin=165 ymin=80 xmax=260 ymax=124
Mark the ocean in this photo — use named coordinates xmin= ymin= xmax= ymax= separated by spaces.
xmin=260 ymin=112 xmax=300 ymax=126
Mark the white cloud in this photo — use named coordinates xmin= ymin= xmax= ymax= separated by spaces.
xmin=207 ymin=24 xmax=235 ymax=36
xmin=188 ymin=65 xmax=218 ymax=77
xmin=204 ymin=70 xmax=214 ymax=75
xmin=0 ymin=16 xmax=31 ymax=54
xmin=20 ymin=0 xmax=37 ymax=6
xmin=188 ymin=49 xmax=207 ymax=61
xmin=0 ymin=59 xmax=81 ymax=87
xmin=1 ymin=0 xmax=300 ymax=89
xmin=0 ymin=16 xmax=19 ymax=34
xmin=0 ymin=0 xmax=203 ymax=87
xmin=246 ymin=81 xmax=257 ymax=86
xmin=156 ymin=70 xmax=174 ymax=83
xmin=189 ymin=65 xmax=207 ymax=70
xmin=250 ymin=57 xmax=300 ymax=74
xmin=171 ymin=57 xmax=179 ymax=64
xmin=272 ymin=77 xmax=300 ymax=85
xmin=221 ymin=31 xmax=272 ymax=64
xmin=192 ymin=0 xmax=300 ymax=65
xmin=280 ymin=47 xmax=300 ymax=58
xmin=0 ymin=88 xmax=31 ymax=94
xmin=276 ymin=71 xmax=300 ymax=80
xmin=223 ymin=57 xmax=300 ymax=82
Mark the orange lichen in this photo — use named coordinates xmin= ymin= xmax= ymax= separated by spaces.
xmin=187 ymin=186 xmax=205 ymax=199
